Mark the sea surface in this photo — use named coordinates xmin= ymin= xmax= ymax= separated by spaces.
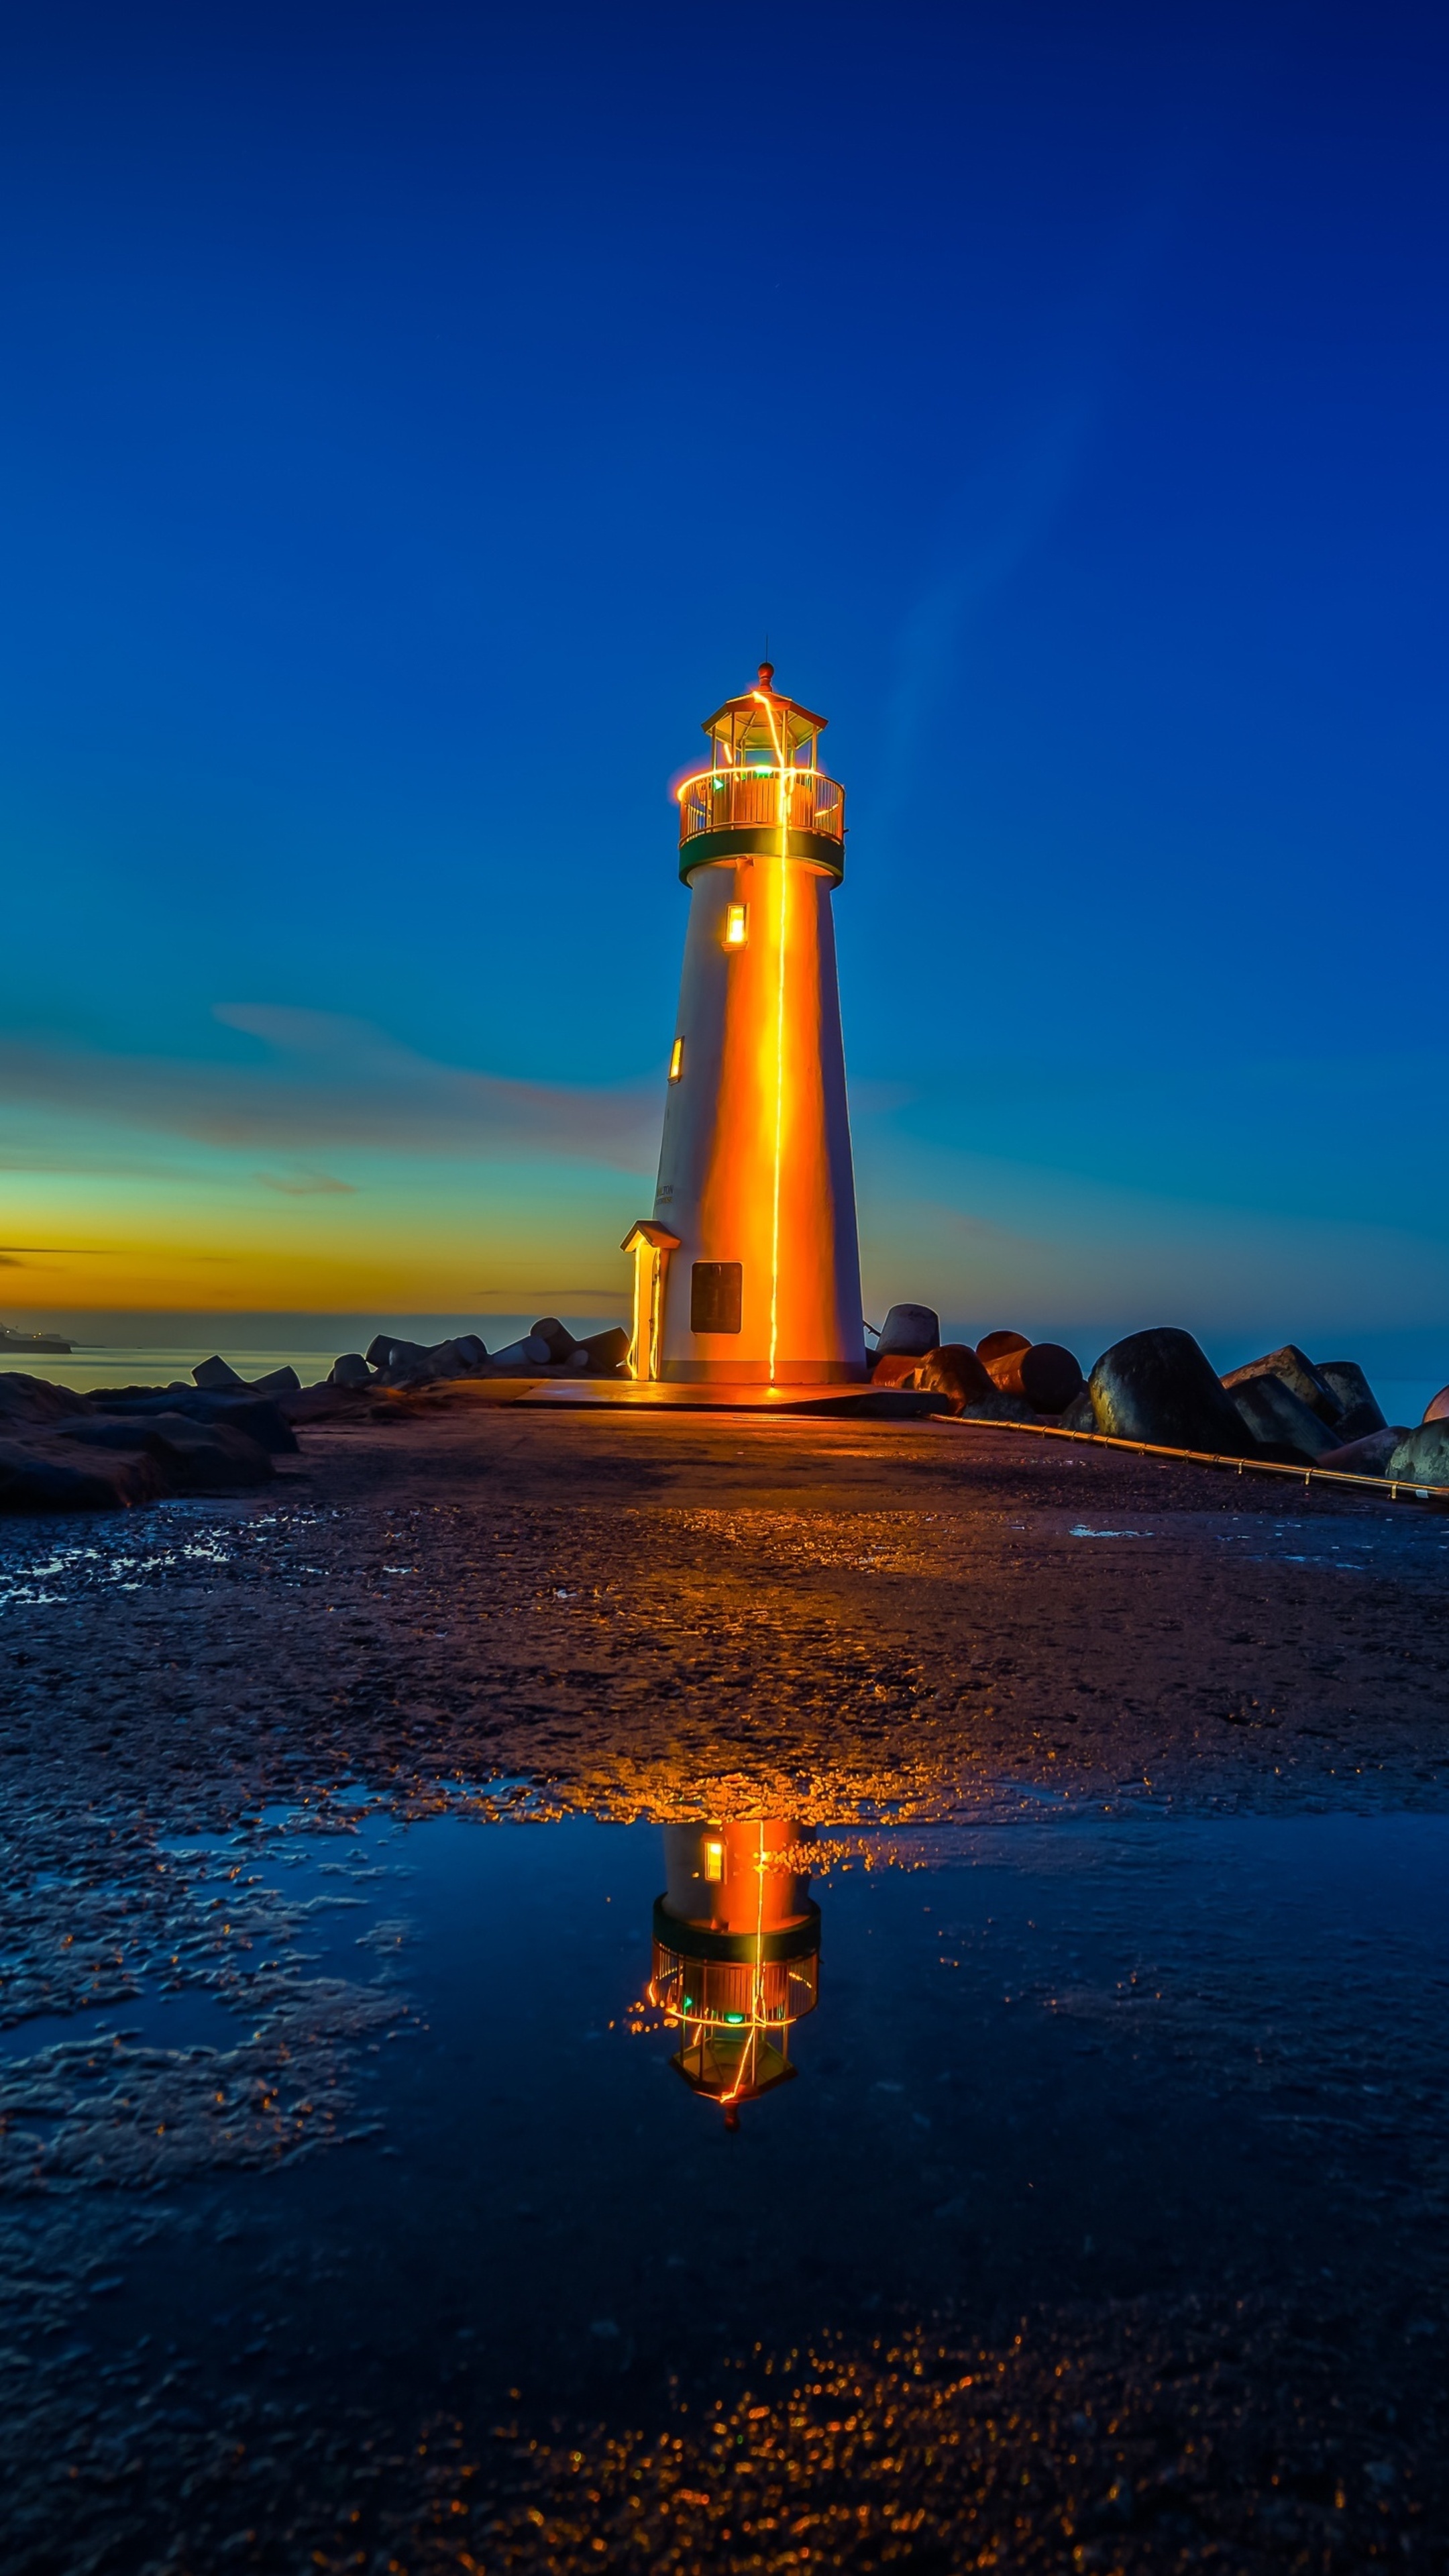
xmin=0 ymin=1320 xmax=623 ymax=1395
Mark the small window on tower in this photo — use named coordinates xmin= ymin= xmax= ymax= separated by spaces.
xmin=691 ymin=1261 xmax=743 ymax=1334
xmin=724 ymin=903 xmax=748 ymax=948
xmin=668 ymin=1036 xmax=684 ymax=1082
xmin=701 ymin=1838 xmax=724 ymax=1883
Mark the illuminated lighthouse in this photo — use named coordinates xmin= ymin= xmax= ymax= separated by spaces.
xmin=624 ymin=665 xmax=865 ymax=1387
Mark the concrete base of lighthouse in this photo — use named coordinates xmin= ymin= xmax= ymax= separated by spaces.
xmin=418 ymin=1377 xmax=939 ymax=1417
xmin=661 ymin=1358 xmax=865 ymax=1385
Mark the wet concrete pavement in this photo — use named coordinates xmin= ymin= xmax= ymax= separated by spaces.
xmin=1 ymin=1411 xmax=1446 ymax=2571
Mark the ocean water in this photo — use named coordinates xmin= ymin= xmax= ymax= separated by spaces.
xmin=0 ymin=1319 xmax=625 ymax=1395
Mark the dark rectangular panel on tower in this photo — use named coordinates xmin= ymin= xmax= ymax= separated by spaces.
xmin=691 ymin=1261 xmax=743 ymax=1334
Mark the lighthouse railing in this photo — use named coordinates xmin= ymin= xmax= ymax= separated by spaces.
xmin=678 ymin=766 xmax=845 ymax=852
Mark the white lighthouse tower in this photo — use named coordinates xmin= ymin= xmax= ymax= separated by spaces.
xmin=624 ymin=665 xmax=866 ymax=1387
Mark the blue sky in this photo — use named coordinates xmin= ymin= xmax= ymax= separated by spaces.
xmin=1 ymin=1 xmax=1446 ymax=1371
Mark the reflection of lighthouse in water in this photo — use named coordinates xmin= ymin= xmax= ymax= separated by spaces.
xmin=649 ymin=1821 xmax=821 ymax=2127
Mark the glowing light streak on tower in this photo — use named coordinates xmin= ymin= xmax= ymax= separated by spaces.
xmin=755 ymin=684 xmax=791 ymax=1384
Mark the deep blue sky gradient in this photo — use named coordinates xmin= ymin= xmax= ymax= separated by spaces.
xmin=1 ymin=1 xmax=1446 ymax=1362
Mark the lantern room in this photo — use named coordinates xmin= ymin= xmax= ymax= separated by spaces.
xmin=675 ymin=662 xmax=846 ymax=884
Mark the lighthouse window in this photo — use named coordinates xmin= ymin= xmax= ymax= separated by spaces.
xmin=702 ymin=1839 xmax=724 ymax=1882
xmin=724 ymin=903 xmax=748 ymax=948
xmin=668 ymin=1036 xmax=684 ymax=1081
xmin=691 ymin=1261 xmax=742 ymax=1334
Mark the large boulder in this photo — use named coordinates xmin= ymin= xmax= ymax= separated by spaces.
xmin=57 ymin=1413 xmax=274 ymax=1490
xmin=531 ymin=1317 xmax=576 ymax=1364
xmin=249 ymin=1364 xmax=302 ymax=1395
xmin=913 ymin=1345 xmax=994 ymax=1410
xmin=0 ymin=1373 xmax=92 ymax=1428
xmin=0 ymin=1436 xmax=166 ymax=1513
xmin=453 ymin=1334 xmax=488 ymax=1371
xmin=1385 ymin=1424 xmax=1449 ymax=1485
xmin=87 ymin=1390 xmax=298 ymax=1455
xmin=1422 ymin=1383 xmax=1449 ymax=1425
xmin=329 ymin=1353 xmax=373 ymax=1387
xmin=961 ymin=1391 xmax=1052 ymax=1423
xmin=1317 ymin=1427 xmax=1406 ymax=1477
xmin=1314 ymin=1360 xmax=1387 ymax=1436
xmin=1088 ymin=1328 xmax=1254 ymax=1454
xmin=1228 ymin=1374 xmax=1340 ymax=1463
xmin=1059 ymin=1388 xmax=1096 ymax=1433
xmin=1222 ymin=1344 xmax=1337 ymax=1426
xmin=875 ymin=1303 xmax=941 ymax=1360
xmin=982 ymin=1340 xmax=1084 ymax=1415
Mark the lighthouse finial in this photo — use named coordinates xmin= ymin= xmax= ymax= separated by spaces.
xmin=757 ymin=659 xmax=775 ymax=691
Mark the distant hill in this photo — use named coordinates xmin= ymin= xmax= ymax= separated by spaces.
xmin=0 ymin=1327 xmax=74 ymax=1354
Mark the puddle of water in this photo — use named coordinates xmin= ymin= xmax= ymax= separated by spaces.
xmin=34 ymin=1805 xmax=1440 ymax=2412
xmin=0 ymin=1986 xmax=241 ymax=2063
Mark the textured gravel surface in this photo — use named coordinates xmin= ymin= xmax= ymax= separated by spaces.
xmin=0 ymin=1408 xmax=1446 ymax=2573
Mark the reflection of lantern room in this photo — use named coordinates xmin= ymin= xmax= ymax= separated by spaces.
xmin=650 ymin=1821 xmax=821 ymax=2125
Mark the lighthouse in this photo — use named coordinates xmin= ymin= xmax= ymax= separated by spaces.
xmin=623 ymin=665 xmax=865 ymax=1387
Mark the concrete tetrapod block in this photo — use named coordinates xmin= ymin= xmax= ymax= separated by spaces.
xmin=1229 ymin=1374 xmax=1342 ymax=1464
xmin=329 ymin=1354 xmax=373 ymax=1387
xmin=871 ymin=1352 xmax=924 ymax=1387
xmin=875 ymin=1303 xmax=941 ymax=1360
xmin=578 ymin=1326 xmax=629 ymax=1375
xmin=1421 ymin=1383 xmax=1449 ymax=1426
xmin=912 ymin=1345 xmax=995 ymax=1410
xmin=983 ymin=1341 xmax=1084 ymax=1415
xmin=193 ymin=1354 xmax=246 ymax=1391
xmin=1385 ymin=1423 xmax=1449 ymax=1483
xmin=1088 ymin=1328 xmax=1254 ymax=1454
xmin=976 ymin=1330 xmax=1030 ymax=1369
xmin=1314 ymin=1360 xmax=1387 ymax=1435
xmin=1222 ymin=1344 xmax=1338 ymax=1425
xmin=485 ymin=1335 xmax=553 ymax=1372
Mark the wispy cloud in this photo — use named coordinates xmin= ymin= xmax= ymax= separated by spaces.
xmin=0 ymin=1006 xmax=660 ymax=1171
xmin=873 ymin=186 xmax=1190 ymax=827
xmin=256 ymin=1171 xmax=360 ymax=1195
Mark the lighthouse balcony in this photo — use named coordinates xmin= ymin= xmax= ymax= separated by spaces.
xmin=677 ymin=765 xmax=846 ymax=881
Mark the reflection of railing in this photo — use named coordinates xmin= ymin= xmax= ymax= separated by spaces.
xmin=678 ymin=765 xmax=845 ymax=852
xmin=651 ymin=1943 xmax=819 ymax=2029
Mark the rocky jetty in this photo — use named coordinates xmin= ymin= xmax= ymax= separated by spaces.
xmin=3 ymin=1301 xmax=1444 ymax=1508
xmin=869 ymin=1308 xmax=1440 ymax=1480
xmin=0 ymin=1313 xmax=636 ymax=1511
xmin=357 ymin=1319 xmax=629 ymax=1389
